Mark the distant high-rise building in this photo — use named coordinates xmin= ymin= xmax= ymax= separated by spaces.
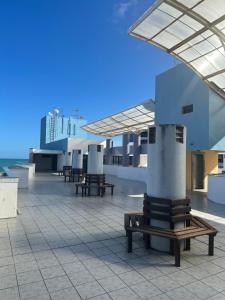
xmin=40 ymin=108 xmax=87 ymax=148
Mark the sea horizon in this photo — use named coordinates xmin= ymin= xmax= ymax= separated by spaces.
xmin=0 ymin=158 xmax=28 ymax=172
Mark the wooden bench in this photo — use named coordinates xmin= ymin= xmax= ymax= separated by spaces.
xmin=124 ymin=212 xmax=217 ymax=267
xmin=75 ymin=174 xmax=114 ymax=197
xmin=71 ymin=168 xmax=84 ymax=182
xmin=63 ymin=166 xmax=72 ymax=182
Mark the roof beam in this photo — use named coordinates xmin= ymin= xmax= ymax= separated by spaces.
xmin=203 ymin=68 xmax=225 ymax=80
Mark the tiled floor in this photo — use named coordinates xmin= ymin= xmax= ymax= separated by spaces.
xmin=1 ymin=173 xmax=225 ymax=299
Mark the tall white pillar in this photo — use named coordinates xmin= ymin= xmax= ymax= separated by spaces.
xmin=64 ymin=152 xmax=72 ymax=166
xmin=87 ymin=144 xmax=104 ymax=174
xmin=147 ymin=124 xmax=186 ymax=251
xmin=72 ymin=150 xmax=83 ymax=169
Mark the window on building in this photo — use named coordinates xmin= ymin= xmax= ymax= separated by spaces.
xmin=182 ymin=104 xmax=193 ymax=114
xmin=73 ymin=124 xmax=76 ymax=135
xmin=140 ymin=131 xmax=147 ymax=138
xmin=176 ymin=126 xmax=184 ymax=143
xmin=129 ymin=134 xmax=134 ymax=143
xmin=97 ymin=145 xmax=102 ymax=152
xmin=112 ymin=156 xmax=123 ymax=165
xmin=61 ymin=118 xmax=64 ymax=133
xmin=129 ymin=156 xmax=133 ymax=166
xmin=218 ymin=154 xmax=224 ymax=164
xmin=149 ymin=127 xmax=156 ymax=144
xmin=67 ymin=123 xmax=71 ymax=136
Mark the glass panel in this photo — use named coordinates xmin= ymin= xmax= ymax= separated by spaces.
xmin=159 ymin=3 xmax=183 ymax=18
xmin=191 ymin=57 xmax=218 ymax=76
xmin=194 ymin=40 xmax=215 ymax=55
xmin=216 ymin=20 xmax=225 ymax=30
xmin=167 ymin=20 xmax=195 ymax=40
xmin=209 ymin=74 xmax=225 ymax=89
xmin=201 ymin=30 xmax=213 ymax=39
xmin=177 ymin=0 xmax=202 ymax=8
xmin=179 ymin=48 xmax=201 ymax=62
xmin=207 ymin=35 xmax=222 ymax=48
xmin=153 ymin=30 xmax=181 ymax=48
xmin=134 ymin=8 xmax=175 ymax=39
xmin=193 ymin=0 xmax=225 ymax=22
xmin=179 ymin=15 xmax=203 ymax=31
xmin=205 ymin=48 xmax=225 ymax=70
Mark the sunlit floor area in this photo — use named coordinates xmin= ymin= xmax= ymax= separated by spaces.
xmin=1 ymin=174 xmax=225 ymax=300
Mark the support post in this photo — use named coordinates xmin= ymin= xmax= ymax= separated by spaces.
xmin=209 ymin=235 xmax=214 ymax=256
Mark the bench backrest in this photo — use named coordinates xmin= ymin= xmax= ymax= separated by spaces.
xmin=72 ymin=168 xmax=84 ymax=175
xmin=143 ymin=194 xmax=191 ymax=229
xmin=85 ymin=174 xmax=105 ymax=184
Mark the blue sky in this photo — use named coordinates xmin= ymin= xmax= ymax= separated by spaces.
xmin=0 ymin=0 xmax=173 ymax=158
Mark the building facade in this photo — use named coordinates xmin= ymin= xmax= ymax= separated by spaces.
xmin=102 ymin=64 xmax=225 ymax=192
xmin=40 ymin=109 xmax=87 ymax=148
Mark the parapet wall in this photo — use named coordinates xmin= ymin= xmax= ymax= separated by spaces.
xmin=103 ymin=165 xmax=147 ymax=184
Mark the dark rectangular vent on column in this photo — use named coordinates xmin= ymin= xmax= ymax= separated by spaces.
xmin=149 ymin=127 xmax=156 ymax=144
xmin=88 ymin=145 xmax=90 ymax=152
xmin=176 ymin=126 xmax=184 ymax=143
xmin=97 ymin=145 xmax=101 ymax=152
xmin=78 ymin=150 xmax=81 ymax=154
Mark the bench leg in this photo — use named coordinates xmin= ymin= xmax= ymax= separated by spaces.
xmin=145 ymin=234 xmax=150 ymax=249
xmin=185 ymin=238 xmax=191 ymax=251
xmin=111 ymin=187 xmax=114 ymax=195
xmin=174 ymin=240 xmax=181 ymax=267
xmin=127 ymin=230 xmax=132 ymax=253
xmin=209 ymin=235 xmax=214 ymax=256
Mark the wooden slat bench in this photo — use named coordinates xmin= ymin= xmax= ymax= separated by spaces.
xmin=75 ymin=174 xmax=114 ymax=197
xmin=71 ymin=168 xmax=84 ymax=182
xmin=63 ymin=166 xmax=72 ymax=182
xmin=124 ymin=212 xmax=217 ymax=267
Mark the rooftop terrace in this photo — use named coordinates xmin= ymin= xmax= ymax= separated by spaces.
xmin=1 ymin=173 xmax=225 ymax=299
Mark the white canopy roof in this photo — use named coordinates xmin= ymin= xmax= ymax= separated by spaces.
xmin=129 ymin=0 xmax=225 ymax=98
xmin=82 ymin=100 xmax=155 ymax=137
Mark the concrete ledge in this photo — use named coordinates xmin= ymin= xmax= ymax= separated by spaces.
xmin=3 ymin=166 xmax=29 ymax=188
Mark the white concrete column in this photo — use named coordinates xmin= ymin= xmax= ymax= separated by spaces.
xmin=63 ymin=152 xmax=72 ymax=166
xmin=72 ymin=149 xmax=83 ymax=169
xmin=57 ymin=154 xmax=64 ymax=171
xmin=133 ymin=134 xmax=140 ymax=167
xmin=87 ymin=144 xmax=104 ymax=174
xmin=122 ymin=134 xmax=130 ymax=167
xmin=105 ymin=139 xmax=113 ymax=165
xmin=147 ymin=124 xmax=186 ymax=251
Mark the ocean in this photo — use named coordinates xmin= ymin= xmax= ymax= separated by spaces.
xmin=0 ymin=159 xmax=28 ymax=172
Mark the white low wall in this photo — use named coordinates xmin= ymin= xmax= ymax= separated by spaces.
xmin=104 ymin=165 xmax=147 ymax=183
xmin=0 ymin=176 xmax=18 ymax=218
xmin=18 ymin=163 xmax=35 ymax=180
xmin=208 ymin=174 xmax=225 ymax=204
xmin=4 ymin=166 xmax=29 ymax=189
